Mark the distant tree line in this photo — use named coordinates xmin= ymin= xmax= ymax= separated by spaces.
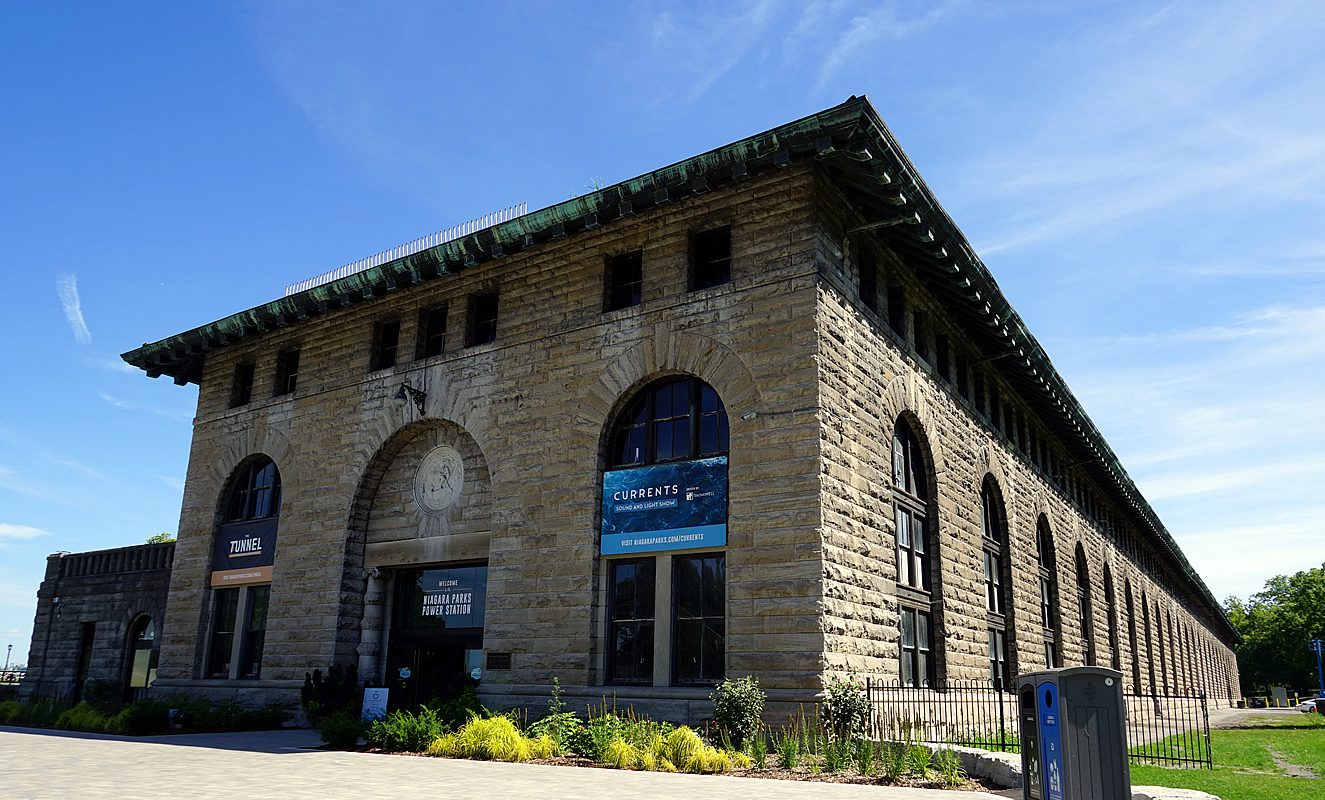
xmin=1224 ymin=564 xmax=1325 ymax=693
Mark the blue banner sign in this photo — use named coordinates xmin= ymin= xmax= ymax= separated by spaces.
xmin=601 ymin=456 xmax=727 ymax=555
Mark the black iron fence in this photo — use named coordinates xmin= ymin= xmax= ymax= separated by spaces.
xmin=864 ymin=679 xmax=1212 ymax=769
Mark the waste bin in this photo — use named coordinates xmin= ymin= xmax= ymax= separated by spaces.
xmin=1017 ymin=666 xmax=1130 ymax=800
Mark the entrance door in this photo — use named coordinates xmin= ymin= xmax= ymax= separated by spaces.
xmin=387 ymin=564 xmax=487 ymax=710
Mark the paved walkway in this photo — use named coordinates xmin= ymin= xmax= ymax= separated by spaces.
xmin=0 ymin=726 xmax=1004 ymax=799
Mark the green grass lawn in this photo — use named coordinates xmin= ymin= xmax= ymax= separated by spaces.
xmin=1131 ymin=718 xmax=1324 ymax=800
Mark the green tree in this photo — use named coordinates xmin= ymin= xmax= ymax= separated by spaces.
xmin=145 ymin=532 xmax=176 ymax=544
xmin=1224 ymin=564 xmax=1325 ymax=692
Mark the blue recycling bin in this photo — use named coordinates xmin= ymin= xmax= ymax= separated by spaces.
xmin=1017 ymin=666 xmax=1130 ymax=800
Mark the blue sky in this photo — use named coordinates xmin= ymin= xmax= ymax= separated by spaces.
xmin=3 ymin=1 xmax=1323 ymax=666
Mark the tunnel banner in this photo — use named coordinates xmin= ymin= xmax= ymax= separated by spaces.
xmin=210 ymin=520 xmax=277 ymax=587
xmin=600 ymin=456 xmax=727 ymax=555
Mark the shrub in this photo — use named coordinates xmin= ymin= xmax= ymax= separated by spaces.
xmin=9 ymin=698 xmax=65 ymax=727
xmin=165 ymin=697 xmax=289 ymax=732
xmin=427 ymin=715 xmax=554 ymax=762
xmin=854 ymin=738 xmax=875 ymax=775
xmin=301 ymin=664 xmax=359 ymax=724
xmin=935 ymin=748 xmax=965 ymax=788
xmin=106 ymin=700 xmax=170 ymax=735
xmin=525 ymin=677 xmax=580 ymax=751
xmin=880 ymin=741 xmax=909 ymax=781
xmin=774 ymin=726 xmax=799 ymax=770
xmin=823 ymin=675 xmax=869 ymax=742
xmin=80 ymin=679 xmax=123 ymax=716
xmin=710 ymin=675 xmax=765 ymax=751
xmin=54 ymin=702 xmax=109 ymax=732
xmin=0 ymin=700 xmax=22 ymax=724
xmin=316 ymin=709 xmax=366 ymax=749
xmin=366 ymin=707 xmax=443 ymax=752
xmin=427 ymin=685 xmax=486 ymax=730
xmin=907 ymin=744 xmax=932 ymax=778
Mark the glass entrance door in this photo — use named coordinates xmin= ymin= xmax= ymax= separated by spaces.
xmin=387 ymin=564 xmax=487 ymax=710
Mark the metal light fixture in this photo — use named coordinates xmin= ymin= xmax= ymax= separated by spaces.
xmin=395 ymin=380 xmax=427 ymax=415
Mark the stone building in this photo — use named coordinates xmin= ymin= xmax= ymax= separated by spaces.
xmin=122 ymin=96 xmax=1240 ymax=719
xmin=20 ymin=542 xmax=174 ymax=702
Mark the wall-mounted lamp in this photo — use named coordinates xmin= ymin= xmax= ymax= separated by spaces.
xmin=52 ymin=596 xmax=62 ymax=619
xmin=740 ymin=411 xmax=758 ymax=421
xmin=395 ymin=380 xmax=427 ymax=415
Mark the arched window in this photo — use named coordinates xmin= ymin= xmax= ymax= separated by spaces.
xmin=1037 ymin=518 xmax=1062 ymax=668
xmin=1155 ymin=600 xmax=1169 ymax=692
xmin=893 ymin=418 xmax=937 ymax=687
xmin=1142 ymin=592 xmax=1157 ymax=693
xmin=1125 ymin=580 xmax=1140 ymax=689
xmin=223 ymin=458 xmax=281 ymax=521
xmin=980 ymin=477 xmax=1014 ymax=685
xmin=124 ymin=615 xmax=157 ymax=700
xmin=1103 ymin=565 xmax=1120 ymax=671
xmin=609 ymin=377 xmax=728 ymax=467
xmin=602 ymin=377 xmax=728 ymax=687
xmin=1075 ymin=544 xmax=1095 ymax=665
xmin=207 ymin=456 xmax=280 ymax=681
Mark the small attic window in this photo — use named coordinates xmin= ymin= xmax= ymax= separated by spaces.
xmin=690 ymin=227 xmax=731 ymax=291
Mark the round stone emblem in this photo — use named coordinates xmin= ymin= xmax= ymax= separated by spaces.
xmin=414 ymin=445 xmax=465 ymax=513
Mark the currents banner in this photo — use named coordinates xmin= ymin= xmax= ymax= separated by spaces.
xmin=601 ymin=456 xmax=727 ymax=555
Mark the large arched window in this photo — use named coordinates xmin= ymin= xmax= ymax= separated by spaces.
xmin=609 ymin=377 xmax=728 ymax=467
xmin=1142 ymin=592 xmax=1158 ymax=693
xmin=1075 ymin=544 xmax=1095 ymax=665
xmin=124 ymin=615 xmax=157 ymax=701
xmin=1125 ymin=580 xmax=1140 ymax=689
xmin=893 ymin=418 xmax=937 ymax=687
xmin=1036 ymin=518 xmax=1062 ymax=668
xmin=207 ymin=456 xmax=280 ymax=680
xmin=980 ymin=477 xmax=1014 ymax=686
xmin=602 ymin=376 xmax=728 ymax=687
xmin=1103 ymin=564 xmax=1120 ymax=671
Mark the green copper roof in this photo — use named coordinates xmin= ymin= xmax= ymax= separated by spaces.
xmin=121 ymin=96 xmax=1237 ymax=642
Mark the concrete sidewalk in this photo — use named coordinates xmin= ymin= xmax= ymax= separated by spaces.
xmin=0 ymin=726 xmax=1005 ymax=799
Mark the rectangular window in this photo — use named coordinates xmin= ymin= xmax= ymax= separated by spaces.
xmin=272 ymin=348 xmax=299 ymax=397
xmin=935 ymin=335 xmax=950 ymax=380
xmin=229 ymin=363 xmax=254 ymax=408
xmin=606 ymin=250 xmax=643 ymax=311
xmin=989 ymin=628 xmax=1009 ymax=686
xmin=607 ymin=559 xmax=655 ymax=684
xmin=900 ymin=607 xmax=934 ymax=688
xmin=896 ymin=506 xmax=929 ymax=592
xmin=690 ymin=227 xmax=731 ymax=291
xmin=467 ymin=291 xmax=499 ymax=346
xmin=887 ymin=284 xmax=905 ymax=335
xmin=416 ymin=305 xmax=448 ymax=359
xmin=208 ymin=588 xmax=240 ymax=677
xmin=859 ymin=251 xmax=878 ymax=312
xmin=984 ymin=550 xmax=1004 ymax=615
xmin=956 ymin=354 xmax=970 ymax=399
xmin=370 ymin=319 xmax=401 ymax=371
xmin=239 ymin=585 xmax=270 ymax=679
xmin=913 ymin=312 xmax=930 ymax=362
xmin=673 ymin=553 xmax=725 ymax=684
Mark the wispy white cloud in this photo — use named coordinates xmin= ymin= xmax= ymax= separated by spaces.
xmin=56 ymin=273 xmax=91 ymax=345
xmin=813 ymin=2 xmax=951 ymax=92
xmin=0 ymin=523 xmax=49 ymax=541
xmin=961 ymin=0 xmax=1325 ymax=255
xmin=155 ymin=474 xmax=185 ymax=492
xmin=98 ymin=393 xmax=191 ymax=423
xmin=87 ymin=356 xmax=138 ymax=375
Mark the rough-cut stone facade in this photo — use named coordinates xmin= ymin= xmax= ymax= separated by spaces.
xmin=21 ymin=543 xmax=173 ymax=701
xmin=126 ymin=100 xmax=1240 ymax=720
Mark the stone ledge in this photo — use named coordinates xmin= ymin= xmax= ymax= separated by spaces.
xmin=1132 ymin=788 xmax=1221 ymax=800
